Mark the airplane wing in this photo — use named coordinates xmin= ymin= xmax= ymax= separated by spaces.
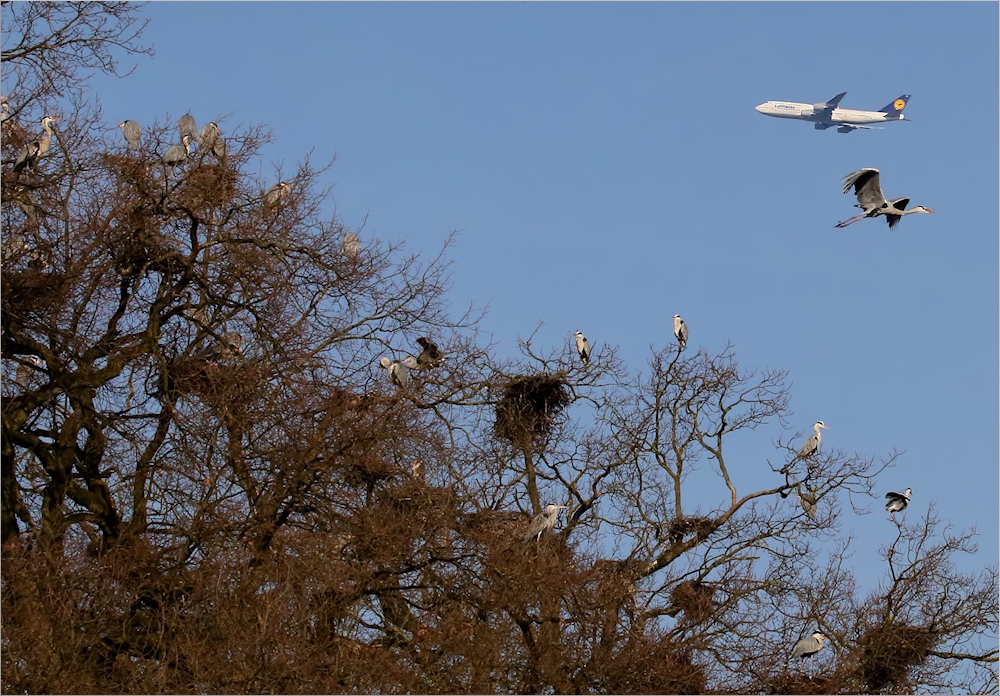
xmin=836 ymin=124 xmax=875 ymax=131
xmin=812 ymin=92 xmax=848 ymax=118
xmin=825 ymin=92 xmax=847 ymax=108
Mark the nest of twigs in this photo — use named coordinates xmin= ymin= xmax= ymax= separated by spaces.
xmin=766 ymin=672 xmax=838 ymax=695
xmin=599 ymin=637 xmax=707 ymax=695
xmin=460 ymin=509 xmax=526 ymax=544
xmin=175 ymin=162 xmax=238 ymax=210
xmin=493 ymin=373 xmax=570 ymax=446
xmin=165 ymin=359 xmax=262 ymax=406
xmin=1 ymin=266 xmax=66 ymax=324
xmin=669 ymin=579 xmax=716 ymax=623
xmin=665 ymin=515 xmax=715 ymax=544
xmin=102 ymin=153 xmax=153 ymax=188
xmin=109 ymin=224 xmax=183 ymax=277
xmin=856 ymin=622 xmax=936 ymax=692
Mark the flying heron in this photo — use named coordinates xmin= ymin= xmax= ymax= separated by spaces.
xmin=572 ymin=331 xmax=591 ymax=365
xmin=13 ymin=116 xmax=61 ymax=172
xmin=836 ymin=168 xmax=934 ymax=230
xmin=885 ymin=488 xmax=911 ymax=514
xmin=415 ymin=337 xmax=444 ymax=368
xmin=673 ymin=314 xmax=688 ymax=351
xmin=523 ymin=504 xmax=567 ymax=543
xmin=117 ymin=119 xmax=141 ymax=149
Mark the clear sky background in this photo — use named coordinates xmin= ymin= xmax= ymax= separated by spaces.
xmin=88 ymin=2 xmax=998 ymax=585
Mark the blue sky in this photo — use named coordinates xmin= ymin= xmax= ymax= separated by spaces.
xmin=90 ymin=2 xmax=998 ymax=580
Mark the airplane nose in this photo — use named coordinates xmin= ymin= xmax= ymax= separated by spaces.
xmin=755 ymin=104 xmax=766 ymax=113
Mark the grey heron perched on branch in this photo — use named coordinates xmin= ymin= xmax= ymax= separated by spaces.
xmin=263 ymin=182 xmax=292 ymax=208
xmin=379 ymin=356 xmax=417 ymax=388
xmin=797 ymin=490 xmax=818 ymax=520
xmin=673 ymin=314 xmax=688 ymax=351
xmin=885 ymin=488 xmax=911 ymax=514
xmin=193 ymin=332 xmax=243 ymax=362
xmin=2 ymin=231 xmax=27 ymax=261
xmin=835 ymin=168 xmax=934 ymax=230
xmin=15 ymin=356 xmax=44 ymax=387
xmin=162 ymin=133 xmax=194 ymax=170
xmin=523 ymin=504 xmax=567 ymax=543
xmin=415 ymin=337 xmax=444 ymax=369
xmin=411 ymin=459 xmax=425 ymax=479
xmin=791 ymin=632 xmax=828 ymax=666
xmin=13 ymin=116 xmax=60 ymax=173
xmin=798 ymin=421 xmax=829 ymax=459
xmin=178 ymin=113 xmax=197 ymax=144
xmin=117 ymin=119 xmax=141 ymax=149
xmin=1 ymin=96 xmax=23 ymax=140
xmin=343 ymin=232 xmax=361 ymax=261
xmin=573 ymin=331 xmax=591 ymax=365
xmin=198 ymin=121 xmax=224 ymax=158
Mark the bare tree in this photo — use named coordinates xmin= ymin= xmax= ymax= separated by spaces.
xmin=2 ymin=5 xmax=995 ymax=694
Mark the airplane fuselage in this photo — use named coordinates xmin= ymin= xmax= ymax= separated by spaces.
xmin=755 ymin=101 xmax=903 ymax=126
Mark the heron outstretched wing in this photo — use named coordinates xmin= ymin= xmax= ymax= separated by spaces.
xmin=841 ymin=168 xmax=884 ymax=209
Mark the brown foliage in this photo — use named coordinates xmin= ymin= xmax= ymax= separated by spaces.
xmin=2 ymin=6 xmax=996 ymax=694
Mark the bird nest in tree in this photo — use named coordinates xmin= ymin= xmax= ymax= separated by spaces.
xmin=167 ymin=359 xmax=262 ymax=405
xmin=340 ymin=456 xmax=399 ymax=490
xmin=766 ymin=672 xmax=839 ymax=695
xmin=109 ymin=227 xmax=183 ymax=277
xmin=856 ymin=622 xmax=936 ymax=692
xmin=669 ymin=580 xmax=716 ymax=623
xmin=493 ymin=373 xmax=570 ymax=446
xmin=102 ymin=153 xmax=151 ymax=187
xmin=460 ymin=509 xmax=526 ymax=545
xmin=1 ymin=268 xmax=65 ymax=321
xmin=666 ymin=515 xmax=715 ymax=544
xmin=599 ymin=637 xmax=707 ymax=695
xmin=175 ymin=163 xmax=238 ymax=210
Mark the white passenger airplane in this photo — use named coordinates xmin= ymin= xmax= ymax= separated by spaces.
xmin=755 ymin=92 xmax=910 ymax=132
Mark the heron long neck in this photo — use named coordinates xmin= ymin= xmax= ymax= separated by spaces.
xmin=814 ymin=424 xmax=823 ymax=440
xmin=37 ymin=120 xmax=55 ymax=153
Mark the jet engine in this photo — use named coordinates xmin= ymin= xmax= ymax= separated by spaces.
xmin=814 ymin=123 xmax=831 ymax=130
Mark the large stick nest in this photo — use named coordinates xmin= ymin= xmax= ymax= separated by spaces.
xmin=493 ymin=373 xmax=570 ymax=447
xmin=2 ymin=267 xmax=66 ymax=323
xmin=856 ymin=622 xmax=936 ymax=692
xmin=669 ymin=579 xmax=717 ymax=623
xmin=765 ymin=672 xmax=839 ymax=695
xmin=665 ymin=515 xmax=716 ymax=544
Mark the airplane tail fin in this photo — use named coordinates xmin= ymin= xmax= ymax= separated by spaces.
xmin=878 ymin=94 xmax=910 ymax=118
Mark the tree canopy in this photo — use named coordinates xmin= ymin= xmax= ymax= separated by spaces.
xmin=2 ymin=4 xmax=996 ymax=693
